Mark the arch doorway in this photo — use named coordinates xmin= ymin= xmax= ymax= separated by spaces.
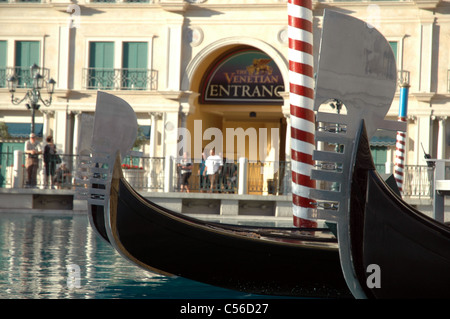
xmin=184 ymin=44 xmax=289 ymax=194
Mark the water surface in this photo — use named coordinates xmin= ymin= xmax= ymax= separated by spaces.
xmin=0 ymin=213 xmax=290 ymax=299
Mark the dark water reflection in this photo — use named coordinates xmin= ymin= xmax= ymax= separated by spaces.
xmin=0 ymin=213 xmax=279 ymax=299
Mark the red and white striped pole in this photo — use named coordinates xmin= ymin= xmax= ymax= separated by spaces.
xmin=393 ymin=82 xmax=410 ymax=192
xmin=288 ymin=0 xmax=317 ymax=228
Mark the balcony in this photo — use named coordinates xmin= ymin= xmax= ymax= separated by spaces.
xmin=1 ymin=66 xmax=51 ymax=89
xmin=82 ymin=68 xmax=158 ymax=91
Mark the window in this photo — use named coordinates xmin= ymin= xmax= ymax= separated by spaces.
xmin=15 ymin=41 xmax=40 ymax=88
xmin=389 ymin=41 xmax=398 ymax=63
xmin=88 ymin=42 xmax=115 ymax=89
xmin=0 ymin=41 xmax=6 ymax=88
xmin=84 ymin=40 xmax=156 ymax=90
xmin=370 ymin=146 xmax=387 ymax=174
xmin=122 ymin=42 xmax=148 ymax=90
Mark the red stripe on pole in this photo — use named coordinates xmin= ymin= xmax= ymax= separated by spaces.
xmin=290 ymin=104 xmax=315 ymax=122
xmin=288 ymin=38 xmax=313 ymax=55
xmin=293 ymin=215 xmax=317 ymax=228
xmin=289 ymin=61 xmax=314 ymax=77
xmin=288 ymin=16 xmax=313 ymax=33
xmin=291 ymin=149 xmax=314 ymax=164
xmin=289 ymin=83 xmax=314 ymax=99
xmin=293 ymin=193 xmax=315 ymax=208
xmin=291 ymin=126 xmax=315 ymax=145
xmin=292 ymin=171 xmax=315 ymax=188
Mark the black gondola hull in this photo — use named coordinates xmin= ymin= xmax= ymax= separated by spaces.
xmin=109 ymin=176 xmax=351 ymax=298
xmin=348 ymin=122 xmax=450 ymax=298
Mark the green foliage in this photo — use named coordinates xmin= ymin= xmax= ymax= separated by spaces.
xmin=0 ymin=123 xmax=11 ymax=139
xmin=133 ymin=125 xmax=148 ymax=149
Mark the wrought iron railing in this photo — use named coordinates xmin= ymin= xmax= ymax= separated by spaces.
xmin=2 ymin=67 xmax=51 ymax=89
xmin=82 ymin=68 xmax=158 ymax=90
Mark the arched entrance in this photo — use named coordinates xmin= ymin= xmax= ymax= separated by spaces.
xmin=182 ymin=39 xmax=289 ymax=194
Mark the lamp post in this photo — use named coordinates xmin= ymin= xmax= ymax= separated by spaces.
xmin=7 ymin=63 xmax=56 ymax=135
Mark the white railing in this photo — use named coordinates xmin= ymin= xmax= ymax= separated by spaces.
xmin=2 ymin=151 xmax=446 ymax=201
xmin=401 ymin=165 xmax=434 ymax=199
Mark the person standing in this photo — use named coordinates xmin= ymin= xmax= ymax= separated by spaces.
xmin=178 ymin=152 xmax=193 ymax=193
xmin=55 ymin=162 xmax=72 ymax=189
xmin=43 ymin=135 xmax=58 ymax=189
xmin=24 ymin=133 xmax=41 ymax=188
xmin=205 ymin=148 xmax=222 ymax=193
xmin=198 ymin=150 xmax=208 ymax=193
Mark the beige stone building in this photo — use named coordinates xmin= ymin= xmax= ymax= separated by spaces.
xmin=0 ymin=0 xmax=448 ymax=194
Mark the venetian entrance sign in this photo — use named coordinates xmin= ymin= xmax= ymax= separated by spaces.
xmin=200 ymin=48 xmax=284 ymax=104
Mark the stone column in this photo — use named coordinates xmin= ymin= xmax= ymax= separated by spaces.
xmin=178 ymin=91 xmax=198 ymax=160
xmin=166 ymin=24 xmax=183 ymax=91
xmin=280 ymin=91 xmax=293 ymax=195
xmin=418 ymin=17 xmax=435 ymax=93
xmin=148 ymin=112 xmax=162 ymax=158
xmin=280 ymin=92 xmax=291 ymax=162
xmin=54 ymin=110 xmax=69 ymax=155
xmin=72 ymin=111 xmax=82 ymax=156
xmin=437 ymin=116 xmax=447 ymax=159
xmin=42 ymin=110 xmax=54 ymax=141
xmin=57 ymin=25 xmax=71 ymax=90
xmin=417 ymin=115 xmax=433 ymax=165
xmin=148 ymin=112 xmax=162 ymax=189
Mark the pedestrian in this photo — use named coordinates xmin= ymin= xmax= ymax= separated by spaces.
xmin=178 ymin=152 xmax=192 ymax=193
xmin=205 ymin=148 xmax=222 ymax=193
xmin=43 ymin=135 xmax=58 ymax=189
xmin=199 ymin=150 xmax=208 ymax=193
xmin=24 ymin=133 xmax=41 ymax=188
xmin=54 ymin=162 xmax=72 ymax=189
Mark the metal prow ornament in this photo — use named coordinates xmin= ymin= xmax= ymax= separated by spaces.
xmin=308 ymin=10 xmax=406 ymax=299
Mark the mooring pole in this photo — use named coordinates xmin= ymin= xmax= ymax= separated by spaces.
xmin=287 ymin=0 xmax=317 ymax=228
xmin=393 ymin=80 xmax=410 ymax=192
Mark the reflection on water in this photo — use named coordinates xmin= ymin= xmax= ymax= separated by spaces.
xmin=0 ymin=213 xmax=274 ymax=299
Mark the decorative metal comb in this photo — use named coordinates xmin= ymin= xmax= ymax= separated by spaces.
xmin=307 ymin=10 xmax=406 ymax=298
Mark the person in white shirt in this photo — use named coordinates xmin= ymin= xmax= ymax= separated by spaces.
xmin=24 ymin=133 xmax=42 ymax=187
xmin=205 ymin=148 xmax=222 ymax=193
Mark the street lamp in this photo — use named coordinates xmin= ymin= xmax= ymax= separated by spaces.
xmin=7 ymin=63 xmax=56 ymax=135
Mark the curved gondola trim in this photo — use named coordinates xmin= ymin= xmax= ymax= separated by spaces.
xmin=108 ymin=153 xmax=176 ymax=277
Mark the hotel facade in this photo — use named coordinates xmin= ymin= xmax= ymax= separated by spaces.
xmin=0 ymin=0 xmax=449 ymax=195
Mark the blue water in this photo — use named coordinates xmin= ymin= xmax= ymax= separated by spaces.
xmin=0 ymin=213 xmax=293 ymax=300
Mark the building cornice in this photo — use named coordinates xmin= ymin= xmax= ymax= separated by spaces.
xmin=159 ymin=0 xmax=190 ymax=12
xmin=413 ymin=0 xmax=442 ymax=10
xmin=411 ymin=92 xmax=436 ymax=103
